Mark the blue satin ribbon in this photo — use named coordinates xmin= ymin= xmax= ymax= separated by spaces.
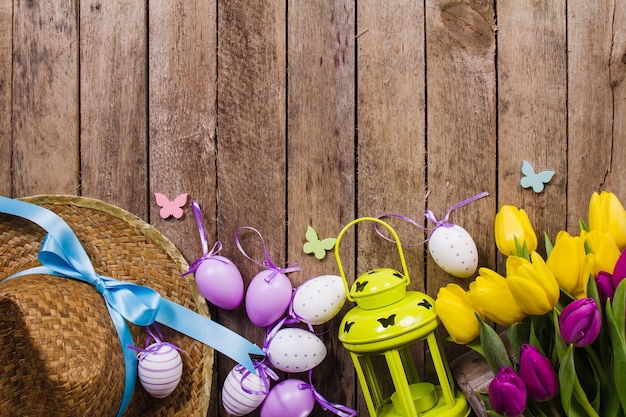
xmin=0 ymin=196 xmax=264 ymax=417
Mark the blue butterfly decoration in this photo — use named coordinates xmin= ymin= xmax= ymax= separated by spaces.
xmin=520 ymin=160 xmax=555 ymax=193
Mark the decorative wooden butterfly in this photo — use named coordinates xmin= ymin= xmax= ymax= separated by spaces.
xmin=520 ymin=160 xmax=555 ymax=193
xmin=377 ymin=314 xmax=396 ymax=328
xmin=154 ymin=193 xmax=188 ymax=219
xmin=303 ymin=226 xmax=337 ymax=260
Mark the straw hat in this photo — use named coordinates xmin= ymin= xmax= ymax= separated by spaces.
xmin=0 ymin=195 xmax=213 ymax=417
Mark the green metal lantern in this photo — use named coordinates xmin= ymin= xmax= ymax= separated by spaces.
xmin=335 ymin=217 xmax=470 ymax=417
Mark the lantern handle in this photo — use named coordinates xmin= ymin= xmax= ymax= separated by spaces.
xmin=334 ymin=217 xmax=410 ymax=303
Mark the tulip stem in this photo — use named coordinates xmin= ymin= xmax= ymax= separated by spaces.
xmin=547 ymin=399 xmax=562 ymax=417
xmin=584 ymin=345 xmax=606 ymax=385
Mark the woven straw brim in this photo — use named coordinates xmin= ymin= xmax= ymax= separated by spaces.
xmin=0 ymin=195 xmax=213 ymax=417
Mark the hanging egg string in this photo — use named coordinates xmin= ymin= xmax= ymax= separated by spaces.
xmin=375 ymin=191 xmax=489 ymax=279
xmin=235 ymin=226 xmax=301 ymax=327
xmin=234 ymin=360 xmax=279 ymax=396
xmin=300 ymin=369 xmax=358 ymax=417
xmin=127 ymin=323 xmax=187 ymax=359
xmin=185 ymin=200 xmax=244 ymax=310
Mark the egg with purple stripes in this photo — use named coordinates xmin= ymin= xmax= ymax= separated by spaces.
xmin=137 ymin=343 xmax=183 ymax=398
xmin=221 ymin=365 xmax=267 ymax=416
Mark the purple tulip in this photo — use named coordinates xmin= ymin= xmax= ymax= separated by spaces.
xmin=518 ymin=344 xmax=559 ymax=402
xmin=488 ymin=367 xmax=527 ymax=417
xmin=559 ymin=298 xmax=601 ymax=347
xmin=596 ymin=271 xmax=615 ymax=301
xmin=612 ymin=249 xmax=626 ymax=290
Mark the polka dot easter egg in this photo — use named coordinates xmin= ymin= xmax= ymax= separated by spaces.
xmin=137 ymin=343 xmax=183 ymax=398
xmin=222 ymin=364 xmax=268 ymax=416
xmin=292 ymin=274 xmax=346 ymax=325
xmin=266 ymin=327 xmax=327 ymax=373
xmin=428 ymin=224 xmax=478 ymax=278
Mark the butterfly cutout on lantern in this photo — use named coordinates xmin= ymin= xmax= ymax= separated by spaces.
xmin=154 ymin=193 xmax=188 ymax=219
xmin=520 ymin=160 xmax=555 ymax=193
xmin=302 ymin=226 xmax=336 ymax=260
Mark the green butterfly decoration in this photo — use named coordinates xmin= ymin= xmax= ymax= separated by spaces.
xmin=303 ymin=226 xmax=337 ymax=260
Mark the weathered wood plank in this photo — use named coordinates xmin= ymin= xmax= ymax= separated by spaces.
xmin=216 ymin=1 xmax=287 ymax=416
xmin=496 ymin=1 xmax=568 ymax=252
xmin=0 ymin=0 xmax=11 ymax=197
xmin=425 ymin=0 xmax=497 ymax=279
xmin=567 ymin=1 xmax=616 ymax=226
xmin=355 ymin=0 xmax=428 ymax=413
xmin=79 ymin=1 xmax=148 ymax=219
xmin=12 ymin=0 xmax=79 ymax=197
xmin=605 ymin=1 xmax=626 ymax=204
xmin=148 ymin=0 xmax=218 ymax=263
xmin=286 ymin=1 xmax=356 ymax=413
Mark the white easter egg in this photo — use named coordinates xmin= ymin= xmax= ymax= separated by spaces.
xmin=266 ymin=328 xmax=327 ymax=373
xmin=292 ymin=274 xmax=346 ymax=325
xmin=428 ymin=224 xmax=478 ymax=278
xmin=138 ymin=343 xmax=183 ymax=398
xmin=222 ymin=365 xmax=267 ymax=416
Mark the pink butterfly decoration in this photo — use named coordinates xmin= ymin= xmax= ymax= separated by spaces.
xmin=154 ymin=193 xmax=188 ymax=219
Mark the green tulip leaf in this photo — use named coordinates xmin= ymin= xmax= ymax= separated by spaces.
xmin=544 ymin=231 xmax=553 ymax=258
xmin=514 ymin=235 xmax=530 ymax=260
xmin=578 ymin=218 xmax=589 ymax=233
xmin=477 ymin=315 xmax=512 ymax=374
xmin=558 ymin=345 xmax=600 ymax=417
xmin=505 ymin=320 xmax=530 ymax=361
xmin=605 ymin=300 xmax=626 ymax=412
xmin=612 ymin=280 xmax=626 ymax=340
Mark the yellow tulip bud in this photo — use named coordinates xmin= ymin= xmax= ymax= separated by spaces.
xmin=469 ymin=268 xmax=526 ymax=326
xmin=588 ymin=191 xmax=626 ymax=249
xmin=546 ymin=231 xmax=588 ymax=298
xmin=583 ymin=229 xmax=621 ymax=275
xmin=506 ymin=252 xmax=559 ymax=315
xmin=494 ymin=205 xmax=538 ymax=256
xmin=435 ymin=284 xmax=480 ymax=344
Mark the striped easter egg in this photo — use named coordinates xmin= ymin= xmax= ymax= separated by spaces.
xmin=137 ymin=343 xmax=183 ymax=398
xmin=221 ymin=365 xmax=267 ymax=416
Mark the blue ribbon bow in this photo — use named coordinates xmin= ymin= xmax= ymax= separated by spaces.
xmin=0 ymin=196 xmax=263 ymax=417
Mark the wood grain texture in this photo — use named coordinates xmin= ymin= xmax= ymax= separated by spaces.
xmin=425 ymin=0 xmax=497 ymax=280
xmin=496 ymin=0 xmax=568 ymax=256
xmin=567 ymin=1 xmax=616 ymax=229
xmin=148 ymin=0 xmax=218 ymax=262
xmin=0 ymin=0 xmax=11 ymax=196
xmin=79 ymin=1 xmax=148 ymax=219
xmin=12 ymin=0 xmax=79 ymax=197
xmin=606 ymin=1 xmax=626 ymax=203
xmin=216 ymin=1 xmax=287 ymax=415
xmin=5 ymin=1 xmax=626 ymax=416
xmin=286 ymin=0 xmax=357 ymax=412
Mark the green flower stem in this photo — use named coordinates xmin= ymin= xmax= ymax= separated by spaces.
xmin=547 ymin=399 xmax=562 ymax=417
xmin=573 ymin=380 xmax=600 ymax=417
xmin=584 ymin=345 xmax=607 ymax=385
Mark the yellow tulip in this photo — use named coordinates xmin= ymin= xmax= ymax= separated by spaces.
xmin=583 ymin=229 xmax=621 ymax=275
xmin=494 ymin=205 xmax=538 ymax=256
xmin=588 ymin=191 xmax=626 ymax=249
xmin=435 ymin=284 xmax=480 ymax=344
xmin=506 ymin=252 xmax=560 ymax=315
xmin=545 ymin=231 xmax=589 ymax=298
xmin=469 ymin=268 xmax=526 ymax=326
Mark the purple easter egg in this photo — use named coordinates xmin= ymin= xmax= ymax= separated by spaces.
xmin=260 ymin=379 xmax=315 ymax=417
xmin=194 ymin=255 xmax=244 ymax=310
xmin=245 ymin=269 xmax=293 ymax=327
